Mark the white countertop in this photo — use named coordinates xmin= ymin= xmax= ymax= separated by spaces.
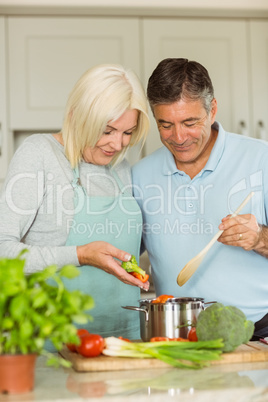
xmin=1 ymin=353 xmax=268 ymax=402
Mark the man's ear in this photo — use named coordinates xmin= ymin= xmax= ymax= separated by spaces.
xmin=210 ymin=98 xmax=217 ymax=123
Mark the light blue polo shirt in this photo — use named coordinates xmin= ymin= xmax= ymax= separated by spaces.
xmin=132 ymin=122 xmax=268 ymax=323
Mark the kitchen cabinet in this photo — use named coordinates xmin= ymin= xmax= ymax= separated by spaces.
xmin=8 ymin=16 xmax=142 ymax=164
xmin=250 ymin=21 xmax=268 ymax=141
xmin=0 ymin=17 xmax=9 ymax=184
xmin=8 ymin=17 xmax=141 ymax=130
xmin=4 ymin=16 xmax=268 ymax=169
xmin=142 ymin=18 xmax=253 ymax=155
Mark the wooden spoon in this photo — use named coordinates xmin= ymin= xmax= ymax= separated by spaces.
xmin=177 ymin=191 xmax=255 ymax=287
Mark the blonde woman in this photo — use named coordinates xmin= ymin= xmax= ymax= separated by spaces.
xmin=0 ymin=64 xmax=150 ymax=340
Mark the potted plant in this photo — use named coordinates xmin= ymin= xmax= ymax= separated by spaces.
xmin=0 ymin=250 xmax=94 ymax=394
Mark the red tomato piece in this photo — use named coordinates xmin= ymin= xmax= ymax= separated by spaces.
xmin=150 ymin=337 xmax=170 ymax=342
xmin=118 ymin=336 xmax=131 ymax=342
xmin=151 ymin=295 xmax=174 ymax=304
xmin=76 ymin=334 xmax=104 ymax=357
xmin=188 ymin=327 xmax=198 ymax=342
xmin=169 ymin=337 xmax=190 ymax=342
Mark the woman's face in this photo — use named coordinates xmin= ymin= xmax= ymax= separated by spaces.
xmin=83 ymin=109 xmax=139 ymax=165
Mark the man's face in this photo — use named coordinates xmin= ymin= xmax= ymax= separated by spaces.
xmin=153 ymin=98 xmax=217 ymax=169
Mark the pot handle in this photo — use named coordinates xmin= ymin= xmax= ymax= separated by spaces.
xmin=122 ymin=306 xmax=149 ymax=321
xmin=204 ymin=301 xmax=217 ymax=307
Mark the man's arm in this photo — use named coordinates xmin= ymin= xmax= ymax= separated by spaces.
xmin=252 ymin=224 xmax=268 ymax=258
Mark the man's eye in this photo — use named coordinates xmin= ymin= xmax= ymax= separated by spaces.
xmin=161 ymin=124 xmax=172 ymax=129
xmin=184 ymin=122 xmax=197 ymax=128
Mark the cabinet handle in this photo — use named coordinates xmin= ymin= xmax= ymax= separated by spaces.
xmin=238 ymin=121 xmax=248 ymax=136
xmin=257 ymin=121 xmax=266 ymax=141
xmin=0 ymin=122 xmax=2 ymax=156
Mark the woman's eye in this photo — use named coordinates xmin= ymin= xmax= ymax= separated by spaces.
xmin=124 ymin=131 xmax=133 ymax=136
xmin=104 ymin=131 xmax=112 ymax=135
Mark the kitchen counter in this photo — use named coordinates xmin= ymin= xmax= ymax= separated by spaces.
xmin=1 ymin=354 xmax=268 ymax=402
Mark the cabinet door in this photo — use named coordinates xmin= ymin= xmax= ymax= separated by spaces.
xmin=8 ymin=17 xmax=141 ymax=165
xmin=8 ymin=17 xmax=140 ymax=130
xmin=250 ymin=21 xmax=268 ymax=141
xmin=0 ymin=17 xmax=9 ymax=182
xmin=142 ymin=19 xmax=250 ymax=155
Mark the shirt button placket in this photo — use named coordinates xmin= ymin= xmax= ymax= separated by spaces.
xmin=186 ymin=185 xmax=196 ymax=214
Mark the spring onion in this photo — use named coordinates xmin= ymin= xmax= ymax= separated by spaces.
xmin=103 ymin=337 xmax=224 ymax=369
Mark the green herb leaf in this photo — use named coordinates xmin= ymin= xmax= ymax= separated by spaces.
xmin=0 ymin=251 xmax=94 ymax=368
xmin=59 ymin=265 xmax=80 ymax=279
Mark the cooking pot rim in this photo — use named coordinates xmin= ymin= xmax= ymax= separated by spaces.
xmin=138 ymin=296 xmax=205 ymax=304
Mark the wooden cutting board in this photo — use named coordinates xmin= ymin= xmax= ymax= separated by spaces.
xmin=60 ymin=341 xmax=268 ymax=372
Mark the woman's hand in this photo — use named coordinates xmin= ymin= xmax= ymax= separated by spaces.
xmin=76 ymin=241 xmax=149 ymax=290
xmin=218 ymin=213 xmax=261 ymax=251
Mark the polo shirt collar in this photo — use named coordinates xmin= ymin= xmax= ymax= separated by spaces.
xmin=162 ymin=121 xmax=225 ymax=176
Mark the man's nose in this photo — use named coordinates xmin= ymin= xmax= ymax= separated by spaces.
xmin=173 ymin=125 xmax=187 ymax=143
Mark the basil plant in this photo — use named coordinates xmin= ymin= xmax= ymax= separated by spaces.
xmin=0 ymin=250 xmax=94 ymax=367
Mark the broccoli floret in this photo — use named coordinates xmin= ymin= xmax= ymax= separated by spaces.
xmin=196 ymin=302 xmax=254 ymax=352
xmin=121 ymin=255 xmax=146 ymax=277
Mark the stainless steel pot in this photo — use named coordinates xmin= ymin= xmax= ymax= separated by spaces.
xmin=122 ymin=297 xmax=215 ymax=341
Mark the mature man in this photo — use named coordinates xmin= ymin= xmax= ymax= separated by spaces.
xmin=132 ymin=58 xmax=268 ymax=339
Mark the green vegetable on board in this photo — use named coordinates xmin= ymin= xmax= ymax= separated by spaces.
xmin=196 ymin=302 xmax=254 ymax=352
xmin=103 ymin=337 xmax=224 ymax=369
xmin=121 ymin=255 xmax=146 ymax=277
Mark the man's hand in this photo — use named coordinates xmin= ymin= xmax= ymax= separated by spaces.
xmin=218 ymin=213 xmax=268 ymax=257
xmin=76 ymin=241 xmax=150 ymax=290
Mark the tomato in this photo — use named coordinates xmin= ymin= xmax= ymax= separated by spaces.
xmin=150 ymin=337 xmax=170 ymax=342
xmin=66 ymin=328 xmax=90 ymax=352
xmin=76 ymin=334 xmax=104 ymax=357
xmin=188 ymin=327 xmax=198 ymax=342
xmin=66 ymin=342 xmax=77 ymax=352
xmin=169 ymin=337 xmax=190 ymax=342
xmin=130 ymin=272 xmax=149 ymax=283
xmin=77 ymin=328 xmax=90 ymax=337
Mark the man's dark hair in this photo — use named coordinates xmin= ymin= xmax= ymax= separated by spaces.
xmin=147 ymin=58 xmax=214 ymax=113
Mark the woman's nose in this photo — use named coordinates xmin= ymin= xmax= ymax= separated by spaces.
xmin=110 ymin=133 xmax=124 ymax=151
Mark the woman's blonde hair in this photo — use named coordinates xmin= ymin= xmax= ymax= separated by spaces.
xmin=61 ymin=64 xmax=150 ymax=167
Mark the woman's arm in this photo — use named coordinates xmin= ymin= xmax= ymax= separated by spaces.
xmin=0 ymin=137 xmax=79 ymax=272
